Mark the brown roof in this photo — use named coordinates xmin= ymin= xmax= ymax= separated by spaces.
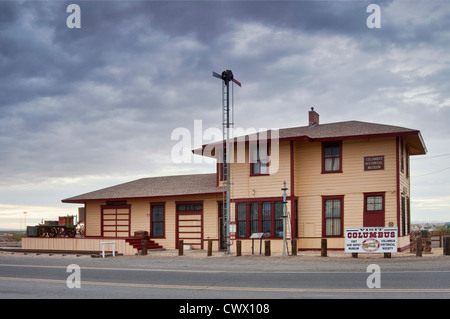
xmin=62 ymin=173 xmax=222 ymax=203
xmin=197 ymin=120 xmax=427 ymax=156
xmin=279 ymin=120 xmax=419 ymax=140
xmin=280 ymin=120 xmax=427 ymax=155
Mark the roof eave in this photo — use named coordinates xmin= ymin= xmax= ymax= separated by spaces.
xmin=61 ymin=190 xmax=224 ymax=204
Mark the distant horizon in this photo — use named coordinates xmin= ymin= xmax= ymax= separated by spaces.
xmin=411 ymin=221 xmax=449 ymax=225
xmin=0 ymin=229 xmax=25 ymax=233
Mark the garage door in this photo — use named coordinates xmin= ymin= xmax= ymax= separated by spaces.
xmin=176 ymin=203 xmax=203 ymax=249
xmin=101 ymin=205 xmax=131 ymax=237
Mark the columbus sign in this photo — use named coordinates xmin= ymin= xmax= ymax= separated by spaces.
xmin=345 ymin=227 xmax=398 ymax=253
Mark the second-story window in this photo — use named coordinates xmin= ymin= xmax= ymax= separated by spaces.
xmin=250 ymin=143 xmax=270 ymax=175
xmin=322 ymin=141 xmax=342 ymax=173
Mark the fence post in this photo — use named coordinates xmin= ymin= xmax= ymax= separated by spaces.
xmin=291 ymin=239 xmax=297 ymax=256
xmin=141 ymin=239 xmax=147 ymax=256
xmin=236 ymin=240 xmax=242 ymax=257
xmin=265 ymin=240 xmax=271 ymax=256
xmin=321 ymin=238 xmax=327 ymax=257
xmin=207 ymin=239 xmax=213 ymax=256
xmin=444 ymin=236 xmax=450 ymax=256
xmin=416 ymin=236 xmax=422 ymax=257
xmin=178 ymin=240 xmax=184 ymax=256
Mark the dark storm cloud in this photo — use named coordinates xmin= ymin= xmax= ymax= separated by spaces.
xmin=1 ymin=0 xmax=450 ymax=221
xmin=0 ymin=1 xmax=433 ymax=112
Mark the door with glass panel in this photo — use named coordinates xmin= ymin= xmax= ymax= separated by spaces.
xmin=150 ymin=204 xmax=164 ymax=238
xmin=363 ymin=193 xmax=385 ymax=227
xmin=323 ymin=196 xmax=343 ymax=237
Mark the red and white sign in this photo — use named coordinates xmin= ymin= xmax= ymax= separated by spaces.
xmin=345 ymin=227 xmax=397 ymax=253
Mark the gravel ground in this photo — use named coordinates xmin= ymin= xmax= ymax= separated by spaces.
xmin=1 ymin=248 xmax=449 ymax=273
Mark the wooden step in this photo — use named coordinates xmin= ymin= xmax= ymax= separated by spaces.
xmin=125 ymin=237 xmax=163 ymax=251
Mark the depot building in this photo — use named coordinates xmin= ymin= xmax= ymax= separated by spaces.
xmin=23 ymin=109 xmax=427 ymax=255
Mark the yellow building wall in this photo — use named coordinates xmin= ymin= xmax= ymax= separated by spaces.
xmin=398 ymin=136 xmax=411 ymax=238
xmin=78 ymin=136 xmax=414 ymax=253
xmin=294 ymin=137 xmax=399 ymax=245
xmin=229 ymin=141 xmax=292 ymax=199
xmin=85 ymin=201 xmax=102 ymax=237
xmin=84 ymin=195 xmax=222 ymax=250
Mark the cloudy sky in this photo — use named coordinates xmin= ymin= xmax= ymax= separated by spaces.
xmin=1 ymin=0 xmax=449 ymax=229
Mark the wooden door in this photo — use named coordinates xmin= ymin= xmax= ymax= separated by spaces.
xmin=363 ymin=193 xmax=385 ymax=227
xmin=101 ymin=205 xmax=131 ymax=237
xmin=176 ymin=203 xmax=203 ymax=249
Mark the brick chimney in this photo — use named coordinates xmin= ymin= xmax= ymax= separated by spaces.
xmin=309 ymin=107 xmax=319 ymax=126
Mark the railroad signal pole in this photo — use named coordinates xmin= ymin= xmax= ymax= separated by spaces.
xmin=212 ymin=70 xmax=241 ymax=254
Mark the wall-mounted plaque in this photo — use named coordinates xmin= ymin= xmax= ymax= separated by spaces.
xmin=364 ymin=155 xmax=384 ymax=171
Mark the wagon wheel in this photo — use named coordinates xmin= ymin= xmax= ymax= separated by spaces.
xmin=48 ymin=227 xmax=58 ymax=238
xmin=38 ymin=227 xmax=47 ymax=237
xmin=66 ymin=228 xmax=76 ymax=238
xmin=76 ymin=221 xmax=85 ymax=237
xmin=57 ymin=227 xmax=66 ymax=237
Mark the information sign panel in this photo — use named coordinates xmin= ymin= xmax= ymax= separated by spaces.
xmin=345 ymin=227 xmax=397 ymax=253
xmin=250 ymin=232 xmax=265 ymax=255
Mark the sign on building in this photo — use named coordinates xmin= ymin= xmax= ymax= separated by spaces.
xmin=364 ymin=155 xmax=384 ymax=171
xmin=345 ymin=227 xmax=398 ymax=253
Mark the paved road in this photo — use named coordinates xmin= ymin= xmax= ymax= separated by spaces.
xmin=1 ymin=252 xmax=449 ymax=301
